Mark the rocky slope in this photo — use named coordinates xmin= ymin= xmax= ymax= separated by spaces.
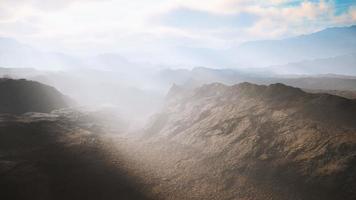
xmin=0 ymin=78 xmax=71 ymax=114
xmin=142 ymin=82 xmax=356 ymax=200
xmin=1 ymin=79 xmax=356 ymax=200
xmin=0 ymin=110 xmax=150 ymax=200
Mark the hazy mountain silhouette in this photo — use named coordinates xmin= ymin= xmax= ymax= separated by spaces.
xmin=230 ymin=25 xmax=356 ymax=68
xmin=270 ymin=53 xmax=356 ymax=75
xmin=1 ymin=25 xmax=356 ymax=74
xmin=0 ymin=38 xmax=132 ymax=71
xmin=158 ymin=67 xmax=356 ymax=92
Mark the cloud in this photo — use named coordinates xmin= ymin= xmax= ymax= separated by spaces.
xmin=0 ymin=0 xmax=104 ymax=12
xmin=0 ymin=0 xmax=355 ymax=63
xmin=238 ymin=0 xmax=356 ymax=38
xmin=157 ymin=7 xmax=258 ymax=29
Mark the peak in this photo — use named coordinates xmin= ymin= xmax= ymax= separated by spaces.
xmin=187 ymin=82 xmax=309 ymax=105
xmin=232 ymin=82 xmax=304 ymax=97
xmin=234 ymin=82 xmax=262 ymax=89
xmin=193 ymin=82 xmax=229 ymax=97
xmin=267 ymin=83 xmax=304 ymax=94
xmin=262 ymin=83 xmax=306 ymax=102
xmin=167 ymin=83 xmax=182 ymax=95
xmin=166 ymin=83 xmax=191 ymax=101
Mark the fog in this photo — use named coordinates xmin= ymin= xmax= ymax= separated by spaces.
xmin=1 ymin=22 xmax=356 ymax=127
xmin=1 ymin=1 xmax=356 ymax=124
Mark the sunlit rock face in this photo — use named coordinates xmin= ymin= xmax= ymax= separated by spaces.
xmin=0 ymin=78 xmax=71 ymax=114
xmin=144 ymin=82 xmax=356 ymax=200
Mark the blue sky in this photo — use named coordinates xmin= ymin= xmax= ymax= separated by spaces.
xmin=333 ymin=0 xmax=356 ymax=14
xmin=0 ymin=0 xmax=355 ymax=63
xmin=281 ymin=0 xmax=356 ymax=14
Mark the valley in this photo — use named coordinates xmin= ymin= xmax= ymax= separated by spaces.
xmin=1 ymin=79 xmax=355 ymax=200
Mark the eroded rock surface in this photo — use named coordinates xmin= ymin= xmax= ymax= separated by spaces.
xmin=139 ymin=82 xmax=356 ymax=200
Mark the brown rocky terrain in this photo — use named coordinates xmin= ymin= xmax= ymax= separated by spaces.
xmin=0 ymin=111 xmax=151 ymax=200
xmin=136 ymin=82 xmax=356 ymax=200
xmin=1 ymin=81 xmax=356 ymax=200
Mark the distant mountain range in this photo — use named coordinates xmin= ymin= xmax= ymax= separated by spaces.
xmin=0 ymin=37 xmax=135 ymax=71
xmin=1 ymin=25 xmax=355 ymax=75
xmin=158 ymin=67 xmax=356 ymax=92
xmin=269 ymin=53 xmax=356 ymax=75
xmin=231 ymin=25 xmax=356 ymax=68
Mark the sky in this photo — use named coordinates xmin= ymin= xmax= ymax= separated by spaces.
xmin=0 ymin=0 xmax=356 ymax=64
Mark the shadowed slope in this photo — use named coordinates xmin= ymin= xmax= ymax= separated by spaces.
xmin=0 ymin=78 xmax=70 ymax=114
xmin=0 ymin=113 xmax=151 ymax=200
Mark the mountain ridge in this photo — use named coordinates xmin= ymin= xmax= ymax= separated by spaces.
xmin=1 ymin=24 xmax=356 ymax=73
xmin=230 ymin=25 xmax=356 ymax=68
xmin=143 ymin=82 xmax=356 ymax=199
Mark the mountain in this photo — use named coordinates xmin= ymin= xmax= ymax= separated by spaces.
xmin=260 ymin=76 xmax=356 ymax=91
xmin=0 ymin=67 xmax=164 ymax=122
xmin=269 ymin=53 xmax=356 ymax=75
xmin=0 ymin=67 xmax=40 ymax=78
xmin=0 ymin=78 xmax=71 ymax=114
xmin=230 ymin=25 xmax=356 ymax=68
xmin=156 ymin=67 xmax=273 ymax=87
xmin=157 ymin=67 xmax=356 ymax=92
xmin=142 ymin=82 xmax=356 ymax=200
xmin=1 ymin=25 xmax=355 ymax=74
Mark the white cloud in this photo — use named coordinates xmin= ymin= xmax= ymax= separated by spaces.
xmin=0 ymin=0 xmax=355 ymax=60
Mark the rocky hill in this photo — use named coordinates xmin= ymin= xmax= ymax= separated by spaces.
xmin=0 ymin=78 xmax=70 ymax=114
xmin=142 ymin=82 xmax=356 ymax=200
xmin=0 ymin=110 xmax=150 ymax=200
xmin=1 ymin=78 xmax=355 ymax=200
